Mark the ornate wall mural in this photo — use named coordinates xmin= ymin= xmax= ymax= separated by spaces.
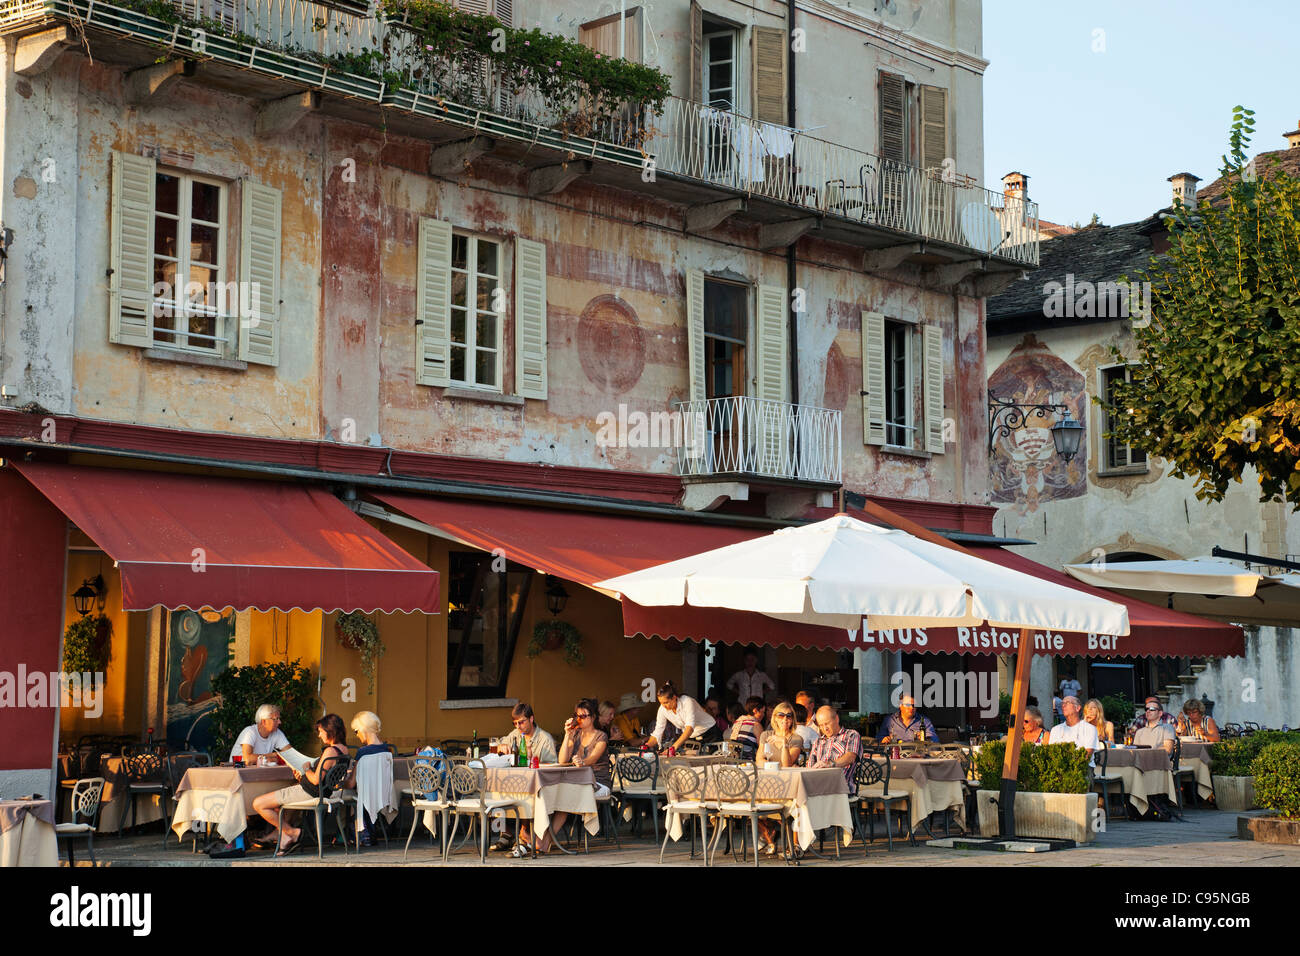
xmin=989 ymin=334 xmax=1087 ymax=513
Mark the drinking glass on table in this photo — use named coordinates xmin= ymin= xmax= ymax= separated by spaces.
xmin=489 ymin=737 xmax=500 ymax=755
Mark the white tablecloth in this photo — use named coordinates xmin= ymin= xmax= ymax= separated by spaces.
xmin=0 ymin=802 xmax=58 ymax=867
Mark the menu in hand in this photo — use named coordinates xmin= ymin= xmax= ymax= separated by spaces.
xmin=275 ymin=747 xmax=312 ymax=772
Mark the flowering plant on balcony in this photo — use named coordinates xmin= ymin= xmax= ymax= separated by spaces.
xmin=377 ymin=0 xmax=669 ymax=144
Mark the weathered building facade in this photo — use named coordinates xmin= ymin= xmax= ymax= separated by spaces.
xmin=0 ymin=0 xmax=1034 ymax=793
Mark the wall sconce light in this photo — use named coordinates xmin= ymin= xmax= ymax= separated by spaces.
xmin=988 ymin=398 xmax=1084 ymax=462
xmin=544 ymin=575 xmax=570 ymax=617
xmin=72 ymin=574 xmax=105 ymax=617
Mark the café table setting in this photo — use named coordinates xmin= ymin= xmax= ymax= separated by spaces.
xmin=59 ymin=753 xmax=165 ymax=834
xmin=862 ymin=752 xmax=966 ymax=834
xmin=1176 ymin=739 xmax=1215 ymax=802
xmin=169 ymin=763 xmax=296 ymax=845
xmin=0 ymin=798 xmax=58 ymax=867
xmin=1099 ymin=745 xmax=1177 ymax=816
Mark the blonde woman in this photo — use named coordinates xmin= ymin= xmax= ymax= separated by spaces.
xmin=345 ymin=710 xmax=389 ymax=847
xmin=754 ymin=702 xmax=803 ymax=855
xmin=1083 ymin=699 xmax=1114 ymax=745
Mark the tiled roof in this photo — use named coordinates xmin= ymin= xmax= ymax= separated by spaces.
xmin=1197 ymin=147 xmax=1300 ymax=205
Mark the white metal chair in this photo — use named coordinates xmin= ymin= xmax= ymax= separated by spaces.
xmin=403 ymin=761 xmax=452 ymax=862
xmin=851 ymin=749 xmax=913 ymax=852
xmin=659 ymin=763 xmax=712 ymax=865
xmin=56 ymin=777 xmax=105 ymax=866
xmin=707 ymin=763 xmax=791 ymax=866
xmin=443 ymin=763 xmax=522 ymax=863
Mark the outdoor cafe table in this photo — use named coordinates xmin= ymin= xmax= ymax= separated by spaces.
xmin=395 ymin=759 xmax=599 ymax=839
xmin=665 ymin=765 xmax=852 ymax=851
xmin=58 ymin=754 xmax=164 ymax=834
xmin=169 ymin=765 xmax=296 ymax=844
xmin=0 ymin=799 xmax=58 ymax=867
xmin=864 ymin=755 xmax=966 ymax=833
xmin=1103 ymin=747 xmax=1177 ymax=816
xmin=1178 ymin=740 xmax=1215 ymax=801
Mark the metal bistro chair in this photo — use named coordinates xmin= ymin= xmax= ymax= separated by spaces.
xmin=56 ymin=777 xmax=105 ymax=866
xmin=275 ymin=757 xmax=352 ymax=859
xmin=612 ymin=752 xmax=664 ymax=845
xmin=403 ymin=761 xmax=452 ymax=862
xmin=658 ymin=763 xmax=712 ymax=865
xmin=1092 ymin=741 xmax=1129 ymax=821
xmin=1171 ymin=737 xmax=1199 ymax=809
xmin=852 ymin=748 xmax=913 ymax=852
xmin=165 ymin=751 xmax=210 ymax=848
xmin=707 ymin=763 xmax=791 ymax=866
xmin=444 ymin=763 xmax=522 ymax=863
xmin=117 ymin=750 xmax=171 ymax=841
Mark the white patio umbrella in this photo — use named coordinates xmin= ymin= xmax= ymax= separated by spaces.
xmin=597 ymin=514 xmax=1130 ymax=637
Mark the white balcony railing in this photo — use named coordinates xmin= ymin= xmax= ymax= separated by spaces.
xmin=676 ymin=396 xmax=842 ymax=485
xmin=647 ymin=97 xmax=1040 ymax=266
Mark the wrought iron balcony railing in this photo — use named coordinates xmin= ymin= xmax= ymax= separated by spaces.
xmin=676 ymin=396 xmax=842 ymax=485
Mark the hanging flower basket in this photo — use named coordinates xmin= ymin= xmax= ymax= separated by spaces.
xmin=335 ymin=611 xmax=385 ymax=693
xmin=527 ymin=620 xmax=583 ymax=666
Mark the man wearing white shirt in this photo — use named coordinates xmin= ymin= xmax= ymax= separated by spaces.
xmin=726 ymin=650 xmax=775 ymax=705
xmin=1048 ymin=696 xmax=1099 ymax=756
xmin=229 ymin=704 xmax=290 ymax=764
xmin=1058 ymin=674 xmax=1082 ymax=701
xmin=644 ymin=681 xmax=718 ymax=751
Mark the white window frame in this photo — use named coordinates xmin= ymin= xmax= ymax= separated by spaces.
xmin=702 ymin=276 xmax=752 ymax=400
xmin=151 ymin=169 xmax=229 ymax=356
xmin=703 ymin=27 xmax=738 ymax=111
xmin=1098 ymin=363 xmax=1148 ymax=474
xmin=884 ymin=318 xmax=916 ymax=449
xmin=449 ymin=231 xmax=504 ymax=391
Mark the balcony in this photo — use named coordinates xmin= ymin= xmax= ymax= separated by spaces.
xmin=676 ymin=396 xmax=842 ymax=486
xmin=0 ymin=0 xmax=1038 ymax=269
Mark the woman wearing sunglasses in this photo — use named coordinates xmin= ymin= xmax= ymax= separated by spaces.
xmin=520 ymin=697 xmax=610 ymax=857
xmin=1021 ymin=706 xmax=1048 ymax=745
xmin=752 ymin=703 xmax=804 ymax=855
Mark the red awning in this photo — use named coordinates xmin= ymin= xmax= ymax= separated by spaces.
xmin=370 ymin=493 xmax=1243 ymax=658
xmin=623 ymin=547 xmax=1245 ymax=658
xmin=14 ymin=463 xmax=439 ymax=613
xmin=370 ymin=493 xmax=755 ymax=587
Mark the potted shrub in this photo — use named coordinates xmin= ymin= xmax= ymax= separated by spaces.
xmin=1237 ymin=741 xmax=1300 ymax=845
xmin=974 ymin=741 xmax=1095 ymax=842
xmin=1210 ymin=730 xmax=1300 ymax=810
xmin=63 ymin=614 xmax=111 ymax=674
xmin=335 ymin=611 xmax=385 ymax=694
xmin=210 ymin=660 xmax=317 ymax=763
xmin=527 ymin=619 xmax=583 ymax=666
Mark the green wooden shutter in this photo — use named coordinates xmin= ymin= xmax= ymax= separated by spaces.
xmin=238 ymin=180 xmax=281 ymax=366
xmin=923 ymin=324 xmax=945 ymax=454
xmin=416 ymin=218 xmax=453 ymax=387
xmin=752 ymin=26 xmax=787 ymax=125
xmin=920 ymin=85 xmax=947 ymax=171
xmin=514 ymin=237 xmax=547 ymax=400
xmin=686 ymin=269 xmax=706 ymax=403
xmin=862 ymin=310 xmax=886 ymax=446
xmin=108 ymin=150 xmax=155 ymax=348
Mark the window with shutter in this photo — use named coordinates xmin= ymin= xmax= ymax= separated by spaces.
xmin=751 ymin=26 xmax=787 ymax=125
xmin=861 ymin=310 xmax=886 ymax=446
xmin=514 ymin=237 xmax=547 ymax=400
xmin=686 ymin=269 xmax=707 ymax=403
xmin=237 ymin=180 xmax=280 ymax=365
xmin=109 ymin=150 xmax=156 ymax=349
xmin=755 ymin=283 xmax=788 ymax=473
xmin=448 ymin=232 xmax=503 ymax=389
xmin=416 ymin=218 xmax=453 ymax=387
xmin=923 ymin=324 xmax=945 ymax=454
xmin=689 ymin=1 xmax=704 ymax=103
xmin=878 ymin=71 xmax=906 ymax=163
xmin=919 ymin=85 xmax=947 ymax=171
xmin=1100 ymin=365 xmax=1145 ymax=471
xmin=580 ymin=8 xmax=643 ymax=61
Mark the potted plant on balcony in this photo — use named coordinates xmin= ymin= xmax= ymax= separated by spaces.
xmin=527 ymin=619 xmax=583 ymax=666
xmin=336 ymin=611 xmax=385 ymax=694
xmin=974 ymin=741 xmax=1095 ymax=842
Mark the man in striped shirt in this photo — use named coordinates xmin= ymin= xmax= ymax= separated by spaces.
xmin=808 ymin=706 xmax=862 ymax=784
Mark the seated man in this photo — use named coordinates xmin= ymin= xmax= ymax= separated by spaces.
xmin=1047 ymin=696 xmax=1099 ymax=755
xmin=498 ymin=702 xmax=558 ymax=764
xmin=1133 ymin=700 xmax=1176 ymax=754
xmin=230 ymin=703 xmax=289 ymax=764
xmin=879 ymin=695 xmax=937 ymax=744
xmin=807 ymin=706 xmax=862 ymax=785
xmin=1128 ymin=696 xmax=1177 ymax=737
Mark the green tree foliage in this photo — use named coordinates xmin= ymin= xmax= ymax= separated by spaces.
xmin=1102 ymin=108 xmax=1300 ymax=507
xmin=1250 ymin=742 xmax=1300 ymax=819
xmin=975 ymin=741 xmax=1089 ymax=793
xmin=209 ymin=660 xmax=318 ymax=762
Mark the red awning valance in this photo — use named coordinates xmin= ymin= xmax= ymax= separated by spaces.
xmin=14 ymin=463 xmax=439 ymax=613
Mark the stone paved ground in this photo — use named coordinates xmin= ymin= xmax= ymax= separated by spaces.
xmin=69 ymin=807 xmax=1300 ymax=867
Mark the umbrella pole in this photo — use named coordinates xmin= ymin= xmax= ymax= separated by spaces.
xmin=999 ymin=628 xmax=1033 ymax=837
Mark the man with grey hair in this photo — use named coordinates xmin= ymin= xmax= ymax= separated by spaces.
xmin=1047 ymin=696 xmax=1098 ymax=756
xmin=229 ymin=704 xmax=289 ymax=764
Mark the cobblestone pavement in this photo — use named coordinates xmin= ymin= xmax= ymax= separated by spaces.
xmin=66 ymin=807 xmax=1299 ymax=867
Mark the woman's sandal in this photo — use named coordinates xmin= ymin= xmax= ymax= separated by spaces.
xmin=509 ymin=844 xmax=532 ymax=859
xmin=275 ymin=834 xmax=302 ymax=857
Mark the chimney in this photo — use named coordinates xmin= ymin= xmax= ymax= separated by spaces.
xmin=1002 ymin=171 xmax=1028 ymax=202
xmin=1285 ymin=122 xmax=1300 ymax=149
xmin=1167 ymin=172 xmax=1201 ymax=211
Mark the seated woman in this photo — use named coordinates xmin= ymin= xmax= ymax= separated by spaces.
xmin=1022 ymin=706 xmax=1049 ymax=745
xmin=1083 ymin=699 xmax=1115 ymax=745
xmin=1175 ymin=698 xmax=1221 ymax=742
xmin=755 ymin=702 xmax=803 ymax=854
xmin=343 ymin=710 xmax=389 ymax=847
xmin=524 ymin=698 xmax=610 ymax=857
xmin=251 ymin=713 xmax=348 ymax=856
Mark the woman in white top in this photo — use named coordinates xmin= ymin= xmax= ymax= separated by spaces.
xmin=643 ymin=681 xmax=719 ymax=750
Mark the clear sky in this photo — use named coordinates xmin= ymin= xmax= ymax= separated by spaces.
xmin=982 ymin=0 xmax=1300 ymax=227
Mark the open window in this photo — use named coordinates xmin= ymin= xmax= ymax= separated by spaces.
xmin=1099 ymin=364 xmax=1148 ymax=472
xmin=862 ymin=311 xmax=944 ymax=454
xmin=445 ymin=551 xmax=533 ymax=699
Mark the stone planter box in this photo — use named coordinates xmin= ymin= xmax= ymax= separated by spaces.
xmin=976 ymin=790 xmax=1095 ymax=843
xmin=1237 ymin=813 xmax=1300 ymax=845
xmin=1212 ymin=775 xmax=1256 ymax=811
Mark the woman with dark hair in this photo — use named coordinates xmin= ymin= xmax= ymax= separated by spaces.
xmin=643 ymin=680 xmax=719 ymax=751
xmin=524 ymin=697 xmax=611 ymax=856
xmin=251 ymin=713 xmax=349 ymax=856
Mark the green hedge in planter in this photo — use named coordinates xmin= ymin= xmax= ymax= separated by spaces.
xmin=1210 ymin=730 xmax=1300 ymax=776
xmin=1250 ymin=742 xmax=1300 ymax=819
xmin=975 ymin=741 xmax=1089 ymax=794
